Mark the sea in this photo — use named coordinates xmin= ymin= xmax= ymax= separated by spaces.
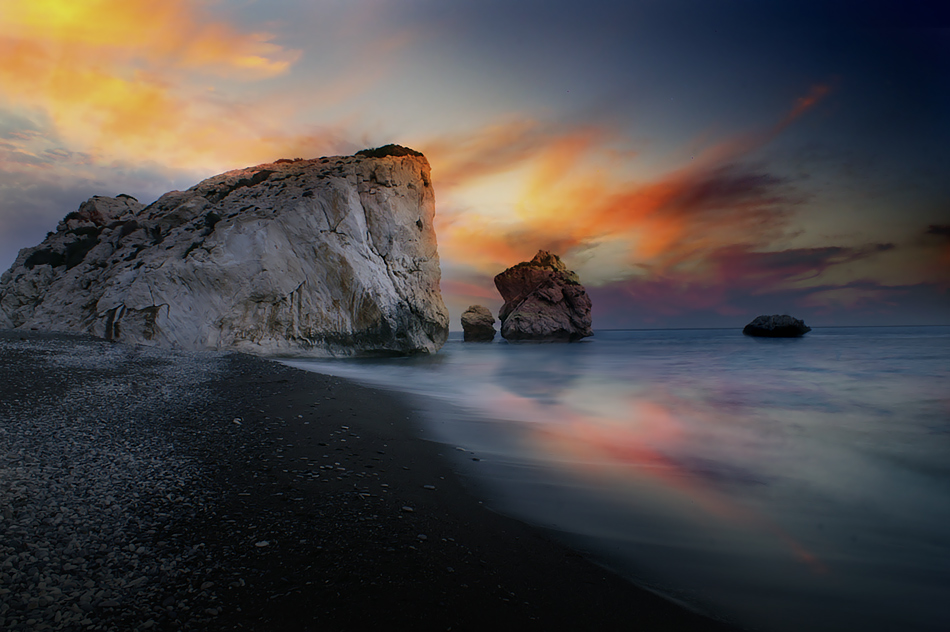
xmin=281 ymin=326 xmax=950 ymax=632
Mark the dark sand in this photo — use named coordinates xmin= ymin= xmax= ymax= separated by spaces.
xmin=1 ymin=332 xmax=737 ymax=631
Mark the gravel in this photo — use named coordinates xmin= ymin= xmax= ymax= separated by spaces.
xmin=0 ymin=333 xmax=230 ymax=631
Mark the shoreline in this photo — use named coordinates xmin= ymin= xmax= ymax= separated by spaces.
xmin=1 ymin=332 xmax=736 ymax=631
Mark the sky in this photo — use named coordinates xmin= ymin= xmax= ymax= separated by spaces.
xmin=1 ymin=0 xmax=948 ymax=329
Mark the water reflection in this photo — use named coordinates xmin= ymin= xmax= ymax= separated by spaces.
xmin=494 ymin=343 xmax=581 ymax=404
xmin=486 ymin=379 xmax=830 ymax=579
xmin=283 ymin=328 xmax=950 ymax=632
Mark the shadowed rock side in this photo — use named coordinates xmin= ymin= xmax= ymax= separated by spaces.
xmin=494 ymin=250 xmax=592 ymax=341
xmin=743 ymin=314 xmax=812 ymax=337
xmin=460 ymin=305 xmax=495 ymax=341
xmin=0 ymin=147 xmax=450 ymax=356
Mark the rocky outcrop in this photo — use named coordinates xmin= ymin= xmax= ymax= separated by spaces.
xmin=494 ymin=250 xmax=592 ymax=341
xmin=0 ymin=145 xmax=450 ymax=356
xmin=460 ymin=305 xmax=495 ymax=342
xmin=743 ymin=314 xmax=811 ymax=337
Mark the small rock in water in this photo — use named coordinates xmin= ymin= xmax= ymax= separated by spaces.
xmin=461 ymin=305 xmax=496 ymax=342
xmin=742 ymin=314 xmax=811 ymax=337
xmin=401 ymin=506 xmax=414 ymax=513
xmin=423 ymin=485 xmax=436 ymax=490
xmin=254 ymin=541 xmax=270 ymax=548
xmin=417 ymin=534 xmax=428 ymax=541
xmin=494 ymin=250 xmax=593 ymax=341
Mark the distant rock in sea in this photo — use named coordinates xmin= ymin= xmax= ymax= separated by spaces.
xmin=460 ymin=305 xmax=495 ymax=341
xmin=494 ymin=250 xmax=592 ymax=341
xmin=0 ymin=145 xmax=449 ymax=356
xmin=743 ymin=314 xmax=812 ymax=337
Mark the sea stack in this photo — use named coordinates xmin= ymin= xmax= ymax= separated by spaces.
xmin=743 ymin=314 xmax=812 ymax=337
xmin=460 ymin=305 xmax=496 ymax=341
xmin=494 ymin=250 xmax=592 ymax=341
xmin=0 ymin=145 xmax=450 ymax=356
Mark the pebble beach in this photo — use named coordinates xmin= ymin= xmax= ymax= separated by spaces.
xmin=0 ymin=331 xmax=734 ymax=631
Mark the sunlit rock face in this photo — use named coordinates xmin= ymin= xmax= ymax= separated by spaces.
xmin=742 ymin=314 xmax=811 ymax=337
xmin=0 ymin=145 xmax=450 ymax=356
xmin=460 ymin=304 xmax=495 ymax=341
xmin=494 ymin=250 xmax=592 ymax=342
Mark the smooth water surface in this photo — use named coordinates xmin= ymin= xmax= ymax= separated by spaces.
xmin=282 ymin=327 xmax=950 ymax=631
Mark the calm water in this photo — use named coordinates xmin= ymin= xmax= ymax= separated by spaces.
xmin=282 ymin=327 xmax=950 ymax=632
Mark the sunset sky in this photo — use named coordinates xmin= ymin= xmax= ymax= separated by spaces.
xmin=1 ymin=0 xmax=947 ymax=329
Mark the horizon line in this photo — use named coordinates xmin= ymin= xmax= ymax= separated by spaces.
xmin=446 ymin=323 xmax=950 ymax=333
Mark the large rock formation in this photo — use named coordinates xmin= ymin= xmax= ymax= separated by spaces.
xmin=460 ymin=305 xmax=495 ymax=342
xmin=743 ymin=314 xmax=811 ymax=337
xmin=0 ymin=145 xmax=449 ymax=356
xmin=494 ymin=250 xmax=592 ymax=341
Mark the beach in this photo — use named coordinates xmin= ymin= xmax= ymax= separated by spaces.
xmin=0 ymin=331 xmax=734 ymax=631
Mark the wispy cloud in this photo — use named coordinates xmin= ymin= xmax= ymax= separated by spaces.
xmin=425 ymin=81 xmax=950 ymax=327
xmin=428 ymin=118 xmax=804 ymax=276
xmin=709 ymin=243 xmax=897 ymax=288
xmin=422 ymin=119 xmax=587 ymax=187
xmin=0 ymin=0 xmax=364 ymax=170
xmin=786 ymin=83 xmax=833 ymax=123
xmin=1 ymin=0 xmax=299 ymax=76
xmin=427 ymin=83 xmax=834 ymax=276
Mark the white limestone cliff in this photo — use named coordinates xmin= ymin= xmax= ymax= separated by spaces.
xmin=0 ymin=145 xmax=450 ymax=356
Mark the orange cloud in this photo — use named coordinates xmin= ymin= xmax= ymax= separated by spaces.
xmin=435 ymin=142 xmax=794 ymax=276
xmin=785 ymin=83 xmax=833 ymax=124
xmin=0 ymin=0 xmax=325 ymax=171
xmin=431 ymin=85 xmax=831 ymax=281
xmin=440 ymin=279 xmax=503 ymax=302
xmin=1 ymin=0 xmax=298 ymax=76
xmin=422 ymin=119 xmax=562 ymax=187
xmin=696 ymin=82 xmax=833 ymax=166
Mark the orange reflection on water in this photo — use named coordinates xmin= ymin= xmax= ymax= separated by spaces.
xmin=524 ymin=389 xmax=829 ymax=575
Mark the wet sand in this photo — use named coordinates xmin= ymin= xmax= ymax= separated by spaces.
xmin=0 ymin=332 xmax=736 ymax=631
